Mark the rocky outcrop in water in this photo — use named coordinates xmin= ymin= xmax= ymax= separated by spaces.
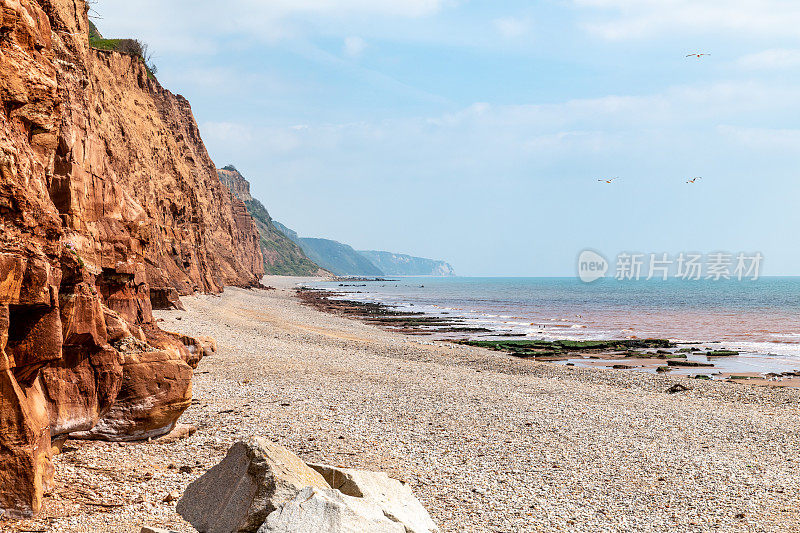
xmin=0 ymin=0 xmax=263 ymax=517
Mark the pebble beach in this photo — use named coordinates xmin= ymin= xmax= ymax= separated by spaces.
xmin=7 ymin=277 xmax=800 ymax=533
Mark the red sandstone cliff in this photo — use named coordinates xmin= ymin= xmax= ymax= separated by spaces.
xmin=0 ymin=0 xmax=263 ymax=517
xmin=218 ymin=166 xmax=254 ymax=202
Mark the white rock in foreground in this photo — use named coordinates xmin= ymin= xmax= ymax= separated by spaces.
xmin=177 ymin=437 xmax=439 ymax=533
xmin=309 ymin=463 xmax=440 ymax=533
xmin=257 ymin=486 xmax=406 ymax=533
xmin=177 ymin=437 xmax=330 ymax=533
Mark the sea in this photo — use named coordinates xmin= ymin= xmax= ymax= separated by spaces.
xmin=307 ymin=277 xmax=800 ymax=377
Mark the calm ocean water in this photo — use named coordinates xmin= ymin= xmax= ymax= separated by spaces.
xmin=309 ymin=277 xmax=800 ymax=369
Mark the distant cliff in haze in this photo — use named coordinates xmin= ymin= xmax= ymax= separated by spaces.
xmin=358 ymin=250 xmax=455 ymax=277
xmin=217 ymin=167 xmax=325 ymax=276
xmin=272 ymin=222 xmax=384 ymax=276
xmin=273 ymin=222 xmax=456 ymax=277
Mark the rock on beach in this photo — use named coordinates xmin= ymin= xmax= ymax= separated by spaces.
xmin=178 ymin=437 xmax=439 ymax=533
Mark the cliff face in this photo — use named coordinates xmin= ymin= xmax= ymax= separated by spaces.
xmin=357 ymin=251 xmax=455 ymax=277
xmin=218 ymin=166 xmax=253 ymax=202
xmin=61 ymin=35 xmax=264 ymax=299
xmin=218 ymin=167 xmax=324 ymax=276
xmin=273 ymin=220 xmax=456 ymax=277
xmin=273 ymin=220 xmax=385 ymax=277
xmin=0 ymin=0 xmax=262 ymax=517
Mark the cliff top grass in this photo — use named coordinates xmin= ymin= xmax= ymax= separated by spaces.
xmin=88 ymin=24 xmax=157 ymax=80
xmin=89 ymin=37 xmax=123 ymax=52
xmin=88 ymin=19 xmax=102 ymax=40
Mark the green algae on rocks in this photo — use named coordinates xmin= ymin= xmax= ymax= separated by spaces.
xmin=454 ymin=339 xmax=674 ymax=358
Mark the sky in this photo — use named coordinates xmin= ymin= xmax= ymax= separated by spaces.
xmin=93 ymin=0 xmax=800 ymax=276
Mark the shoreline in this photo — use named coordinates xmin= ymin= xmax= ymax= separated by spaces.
xmin=300 ymin=277 xmax=800 ymax=357
xmin=5 ymin=277 xmax=799 ymax=532
xmin=297 ymin=284 xmax=800 ymax=388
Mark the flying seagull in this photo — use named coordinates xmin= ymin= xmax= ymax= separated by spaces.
xmin=686 ymin=177 xmax=702 ymax=183
xmin=686 ymin=53 xmax=710 ymax=59
xmin=597 ymin=178 xmax=620 ymax=184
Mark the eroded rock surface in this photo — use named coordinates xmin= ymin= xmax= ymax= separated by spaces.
xmin=218 ymin=167 xmax=325 ymax=277
xmin=0 ymin=0 xmax=263 ymax=517
xmin=258 ymin=487 xmax=407 ymax=533
xmin=309 ymin=463 xmax=440 ymax=533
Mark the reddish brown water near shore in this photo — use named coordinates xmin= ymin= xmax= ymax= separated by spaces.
xmin=309 ymin=277 xmax=800 ymax=383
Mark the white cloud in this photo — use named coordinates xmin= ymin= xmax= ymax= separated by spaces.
xmin=573 ymin=0 xmax=800 ymax=40
xmin=425 ymin=82 xmax=796 ymax=136
xmin=168 ymin=67 xmax=293 ymax=95
xmin=736 ymin=49 xmax=800 ymax=69
xmin=202 ymin=122 xmax=254 ymax=145
xmin=198 ymin=79 xmax=800 ymax=278
xmin=94 ymin=0 xmax=453 ymax=52
xmin=202 ymin=122 xmax=302 ymax=154
xmin=202 ymin=80 xmax=800 ymax=186
xmin=493 ymin=17 xmax=531 ymax=39
xmin=343 ymin=36 xmax=367 ymax=58
xmin=248 ymin=0 xmax=449 ymax=18
xmin=718 ymin=126 xmax=800 ymax=150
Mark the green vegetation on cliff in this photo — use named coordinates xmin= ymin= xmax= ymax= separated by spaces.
xmin=272 ymin=223 xmax=457 ymax=277
xmin=217 ymin=167 xmax=455 ymax=278
xmin=273 ymin=222 xmax=384 ymax=276
xmin=88 ymin=19 xmax=102 ymax=41
xmin=246 ymin=198 xmax=322 ymax=275
xmin=88 ymin=21 xmax=157 ymax=77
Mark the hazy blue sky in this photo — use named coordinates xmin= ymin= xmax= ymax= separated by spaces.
xmin=94 ymin=0 xmax=800 ymax=276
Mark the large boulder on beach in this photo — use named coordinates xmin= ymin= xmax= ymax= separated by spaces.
xmin=178 ymin=438 xmax=440 ymax=533
xmin=257 ymin=486 xmax=406 ymax=533
xmin=308 ymin=464 xmax=440 ymax=533
xmin=177 ymin=437 xmax=331 ymax=533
